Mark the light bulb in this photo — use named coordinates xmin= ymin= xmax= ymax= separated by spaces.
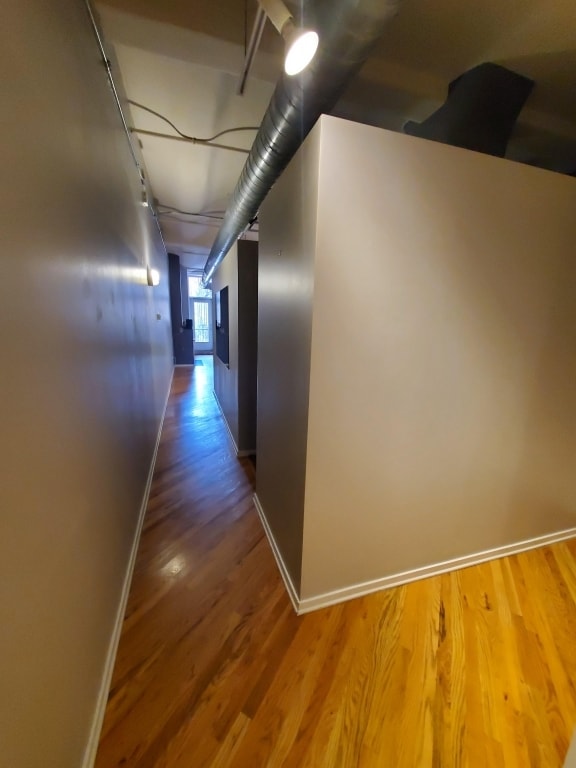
xmin=284 ymin=28 xmax=319 ymax=76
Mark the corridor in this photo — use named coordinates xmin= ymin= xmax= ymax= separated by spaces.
xmin=95 ymin=360 xmax=576 ymax=767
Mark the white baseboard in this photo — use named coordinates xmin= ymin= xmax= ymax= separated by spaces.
xmin=253 ymin=491 xmax=576 ymax=615
xmin=212 ymin=390 xmax=239 ymax=454
xmin=297 ymin=527 xmax=576 ymax=614
xmin=212 ymin=390 xmax=256 ymax=458
xmin=82 ymin=367 xmax=174 ymax=768
xmin=253 ymin=494 xmax=300 ymax=614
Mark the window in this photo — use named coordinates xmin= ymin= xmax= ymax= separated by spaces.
xmin=188 ymin=274 xmax=212 ymax=299
xmin=193 ymin=301 xmax=211 ymax=344
xmin=187 ymin=272 xmax=213 ymax=352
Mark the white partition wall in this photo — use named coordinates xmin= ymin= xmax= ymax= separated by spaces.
xmin=257 ymin=115 xmax=576 ymax=611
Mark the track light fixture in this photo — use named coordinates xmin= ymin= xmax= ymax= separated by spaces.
xmin=258 ymin=0 xmax=319 ymax=76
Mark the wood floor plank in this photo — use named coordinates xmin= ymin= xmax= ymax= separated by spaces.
xmin=95 ymin=360 xmax=576 ymax=767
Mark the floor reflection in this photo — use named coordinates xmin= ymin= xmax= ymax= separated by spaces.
xmin=189 ymin=355 xmax=213 ymax=417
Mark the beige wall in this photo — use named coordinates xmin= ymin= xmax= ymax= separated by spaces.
xmin=300 ymin=116 xmax=576 ymax=599
xmin=0 ymin=2 xmax=172 ymax=766
xmin=256 ymin=129 xmax=321 ymax=592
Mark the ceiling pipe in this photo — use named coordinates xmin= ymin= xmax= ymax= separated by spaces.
xmin=202 ymin=0 xmax=401 ymax=285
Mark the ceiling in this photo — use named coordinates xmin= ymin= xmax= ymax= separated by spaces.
xmin=96 ymin=0 xmax=576 ymax=271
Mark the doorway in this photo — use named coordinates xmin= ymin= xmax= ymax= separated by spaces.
xmin=188 ymin=273 xmax=213 ymax=354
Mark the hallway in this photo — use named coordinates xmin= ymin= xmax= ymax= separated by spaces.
xmin=95 ymin=362 xmax=576 ymax=767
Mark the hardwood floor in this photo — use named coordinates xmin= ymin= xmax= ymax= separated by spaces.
xmin=95 ymin=360 xmax=576 ymax=767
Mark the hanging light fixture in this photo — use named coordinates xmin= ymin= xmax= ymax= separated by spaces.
xmin=258 ymin=0 xmax=319 ymax=76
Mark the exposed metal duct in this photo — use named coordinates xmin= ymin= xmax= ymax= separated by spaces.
xmin=202 ymin=0 xmax=401 ymax=285
xmin=404 ymin=63 xmax=534 ymax=158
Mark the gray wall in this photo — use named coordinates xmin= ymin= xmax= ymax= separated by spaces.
xmin=213 ymin=244 xmax=241 ymax=444
xmin=237 ymin=241 xmax=259 ymax=452
xmin=0 ymin=2 xmax=173 ymax=766
xmin=256 ymin=128 xmax=321 ymax=593
xmin=212 ymin=240 xmax=258 ymax=453
xmin=168 ymin=252 xmax=195 ymax=364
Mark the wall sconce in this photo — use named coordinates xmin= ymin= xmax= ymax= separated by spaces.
xmin=147 ymin=266 xmax=160 ymax=286
xmin=258 ymin=0 xmax=319 ymax=76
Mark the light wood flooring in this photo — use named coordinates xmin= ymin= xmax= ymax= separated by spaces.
xmin=95 ymin=360 xmax=576 ymax=767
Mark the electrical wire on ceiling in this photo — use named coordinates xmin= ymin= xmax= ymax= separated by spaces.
xmin=160 ymin=216 xmax=226 ymax=228
xmin=84 ymin=1 xmax=143 ymax=183
xmin=128 ymin=100 xmax=259 ymax=146
xmin=155 ymin=204 xmax=261 ymax=230
xmin=133 ymin=128 xmax=251 ymax=154
xmin=157 ymin=206 xmax=225 ymax=221
xmin=157 ymin=207 xmax=259 ymax=230
xmin=157 ymin=203 xmax=226 ymax=216
xmin=83 ymin=0 xmax=168 ymax=254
